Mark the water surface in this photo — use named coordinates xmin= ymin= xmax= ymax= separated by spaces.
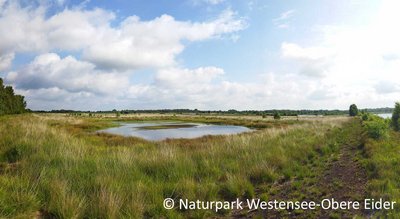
xmin=99 ymin=122 xmax=251 ymax=141
xmin=376 ymin=113 xmax=392 ymax=119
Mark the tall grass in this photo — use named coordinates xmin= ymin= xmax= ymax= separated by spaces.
xmin=0 ymin=114 xmax=348 ymax=218
xmin=363 ymin=129 xmax=400 ymax=217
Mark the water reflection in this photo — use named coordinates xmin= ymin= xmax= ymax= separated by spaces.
xmin=98 ymin=122 xmax=251 ymax=141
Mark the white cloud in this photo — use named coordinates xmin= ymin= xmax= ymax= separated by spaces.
xmin=281 ymin=42 xmax=333 ymax=78
xmin=155 ymin=67 xmax=224 ymax=88
xmin=121 ymin=70 xmax=335 ymax=110
xmin=279 ymin=0 xmax=400 ymax=108
xmin=0 ymin=1 xmax=249 ymax=110
xmin=4 ymin=0 xmax=400 ymax=110
xmin=84 ymin=9 xmax=245 ymax=70
xmin=0 ymin=2 xmax=245 ymax=71
xmin=281 ymin=42 xmax=332 ymax=61
xmin=375 ymin=81 xmax=400 ymax=94
xmin=8 ymin=57 xmax=350 ymax=110
xmin=6 ymin=53 xmax=129 ymax=95
xmin=0 ymin=53 xmax=14 ymax=71
xmin=0 ymin=2 xmax=47 ymax=53
xmin=46 ymin=8 xmax=115 ymax=51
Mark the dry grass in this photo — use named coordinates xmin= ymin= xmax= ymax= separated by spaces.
xmin=0 ymin=113 xmax=350 ymax=218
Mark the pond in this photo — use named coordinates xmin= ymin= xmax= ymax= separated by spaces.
xmin=376 ymin=113 xmax=392 ymax=119
xmin=98 ymin=122 xmax=251 ymax=141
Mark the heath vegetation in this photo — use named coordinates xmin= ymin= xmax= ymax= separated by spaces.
xmin=1 ymin=79 xmax=400 ymax=218
xmin=0 ymin=113 xmax=354 ymax=218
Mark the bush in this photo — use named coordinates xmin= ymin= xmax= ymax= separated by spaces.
xmin=364 ymin=117 xmax=389 ymax=139
xmin=361 ymin=113 xmax=369 ymax=121
xmin=273 ymin=112 xmax=281 ymax=120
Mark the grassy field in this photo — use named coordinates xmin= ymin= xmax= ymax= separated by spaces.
xmin=0 ymin=113 xmax=397 ymax=218
xmin=362 ymin=128 xmax=400 ymax=218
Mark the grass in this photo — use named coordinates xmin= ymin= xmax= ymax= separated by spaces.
xmin=113 ymin=114 xmax=305 ymax=129
xmin=254 ymin=118 xmax=367 ymax=218
xmin=0 ymin=113 xmax=354 ymax=218
xmin=362 ymin=129 xmax=400 ymax=218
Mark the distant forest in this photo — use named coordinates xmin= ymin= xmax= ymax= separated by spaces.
xmin=37 ymin=108 xmax=393 ymax=116
xmin=0 ymin=78 xmax=27 ymax=115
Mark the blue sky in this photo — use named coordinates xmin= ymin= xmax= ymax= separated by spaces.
xmin=1 ymin=0 xmax=399 ymax=110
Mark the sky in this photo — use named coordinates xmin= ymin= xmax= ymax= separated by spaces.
xmin=0 ymin=0 xmax=399 ymax=110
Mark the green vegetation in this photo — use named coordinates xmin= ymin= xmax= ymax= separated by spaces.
xmin=116 ymin=115 xmax=299 ymax=129
xmin=349 ymin=104 xmax=359 ymax=117
xmin=273 ymin=112 xmax=281 ymax=120
xmin=361 ymin=114 xmax=400 ymax=218
xmin=391 ymin=102 xmax=400 ymax=131
xmin=2 ymin=107 xmax=400 ymax=218
xmin=0 ymin=78 xmax=27 ymax=115
xmin=254 ymin=118 xmax=367 ymax=218
xmin=361 ymin=113 xmax=389 ymax=139
xmin=0 ymin=114 xmax=352 ymax=218
xmin=41 ymin=108 xmax=350 ymax=116
xmin=38 ymin=106 xmax=395 ymax=118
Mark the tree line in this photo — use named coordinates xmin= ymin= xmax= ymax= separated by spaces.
xmin=40 ymin=109 xmax=350 ymax=116
xmin=0 ymin=78 xmax=27 ymax=115
xmin=41 ymin=108 xmax=396 ymax=117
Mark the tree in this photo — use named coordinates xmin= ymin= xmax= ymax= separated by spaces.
xmin=392 ymin=102 xmax=400 ymax=131
xmin=0 ymin=77 xmax=27 ymax=115
xmin=349 ymin=104 xmax=358 ymax=117
xmin=273 ymin=112 xmax=281 ymax=120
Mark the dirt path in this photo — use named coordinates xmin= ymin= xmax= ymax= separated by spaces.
xmin=230 ymin=120 xmax=368 ymax=218
xmin=316 ymin=142 xmax=368 ymax=218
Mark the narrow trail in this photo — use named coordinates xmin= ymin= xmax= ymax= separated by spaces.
xmin=316 ymin=141 xmax=368 ymax=218
xmin=230 ymin=119 xmax=368 ymax=218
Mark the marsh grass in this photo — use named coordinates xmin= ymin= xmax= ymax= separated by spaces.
xmin=362 ymin=130 xmax=400 ymax=217
xmin=0 ymin=114 xmax=349 ymax=218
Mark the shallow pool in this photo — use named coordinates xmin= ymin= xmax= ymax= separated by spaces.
xmin=98 ymin=122 xmax=251 ymax=141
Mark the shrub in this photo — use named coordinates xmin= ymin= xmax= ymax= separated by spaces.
xmin=361 ymin=113 xmax=369 ymax=121
xmin=392 ymin=102 xmax=400 ymax=131
xmin=273 ymin=112 xmax=281 ymax=120
xmin=364 ymin=117 xmax=389 ymax=139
